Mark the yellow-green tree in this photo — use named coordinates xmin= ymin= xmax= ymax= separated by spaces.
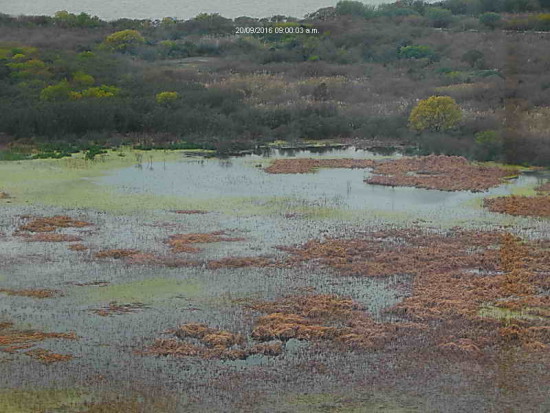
xmin=408 ymin=96 xmax=462 ymax=132
xmin=156 ymin=91 xmax=180 ymax=106
xmin=103 ymin=30 xmax=145 ymax=52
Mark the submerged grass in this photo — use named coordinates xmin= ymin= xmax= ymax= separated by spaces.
xmin=82 ymin=278 xmax=202 ymax=304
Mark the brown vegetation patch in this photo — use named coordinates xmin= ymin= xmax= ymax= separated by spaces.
xmin=166 ymin=231 xmax=245 ymax=253
xmin=173 ymin=210 xmax=209 ymax=214
xmin=0 ymin=191 xmax=10 ymax=199
xmin=366 ymin=155 xmax=512 ymax=192
xmin=24 ymin=233 xmax=82 ymax=242
xmin=95 ymin=249 xmax=141 ymax=259
xmin=125 ymin=253 xmax=198 ymax=267
xmin=279 ymin=228 xmax=502 ymax=277
xmin=91 ymin=302 xmax=147 ymax=317
xmin=24 ymin=348 xmax=73 ymax=364
xmin=484 ymin=195 xmax=550 ymax=217
xmin=18 ymin=215 xmax=91 ymax=233
xmin=264 ymin=158 xmax=378 ymax=174
xmin=248 ymin=294 xmax=405 ymax=350
xmin=387 ymin=232 xmax=549 ymax=352
xmin=68 ymin=243 xmax=88 ymax=251
xmin=206 ymin=256 xmax=275 ymax=269
xmin=0 ymin=288 xmax=61 ymax=298
xmin=0 ymin=321 xmax=77 ymax=362
xmin=144 ymin=322 xmax=283 ymax=360
xmin=277 ymin=230 xmax=549 ymax=354
xmin=68 ymin=281 xmax=109 ymax=287
xmin=536 ymin=182 xmax=550 ymax=194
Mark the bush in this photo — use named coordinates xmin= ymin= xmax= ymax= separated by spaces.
xmin=479 ymin=12 xmax=502 ymax=29
xmin=104 ymin=30 xmax=146 ymax=52
xmin=156 ymin=91 xmax=180 ymax=105
xmin=425 ymin=7 xmax=454 ymax=28
xmin=399 ymin=45 xmax=436 ymax=60
xmin=409 ymin=96 xmax=462 ymax=132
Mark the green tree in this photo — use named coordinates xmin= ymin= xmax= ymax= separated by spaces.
xmin=461 ymin=49 xmax=485 ymax=68
xmin=156 ymin=91 xmax=180 ymax=105
xmin=425 ymin=7 xmax=454 ymax=28
xmin=409 ymin=96 xmax=462 ymax=132
xmin=40 ymin=80 xmax=72 ymax=101
xmin=103 ymin=30 xmax=145 ymax=52
xmin=399 ymin=45 xmax=436 ymax=60
xmin=479 ymin=12 xmax=502 ymax=29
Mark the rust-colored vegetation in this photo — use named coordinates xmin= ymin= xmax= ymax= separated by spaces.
xmin=275 ymin=230 xmax=549 ymax=354
xmin=0 ymin=321 xmax=77 ymax=363
xmin=173 ymin=210 xmax=209 ymax=214
xmin=206 ymin=256 xmax=275 ymax=269
xmin=24 ymin=348 xmax=73 ymax=364
xmin=68 ymin=243 xmax=88 ymax=251
xmin=279 ymin=228 xmax=501 ymax=277
xmin=95 ymin=249 xmax=141 ymax=259
xmin=387 ymin=232 xmax=549 ymax=353
xmin=24 ymin=233 xmax=82 ymax=242
xmin=248 ymin=294 xmax=414 ymax=350
xmin=17 ymin=215 xmax=92 ymax=233
xmin=91 ymin=302 xmax=147 ymax=317
xmin=264 ymin=158 xmax=377 ymax=174
xmin=166 ymin=231 xmax=245 ymax=253
xmin=0 ymin=191 xmax=10 ymax=199
xmin=484 ymin=195 xmax=550 ymax=217
xmin=0 ymin=288 xmax=61 ymax=298
xmin=144 ymin=323 xmax=283 ymax=360
xmin=366 ymin=155 xmax=512 ymax=192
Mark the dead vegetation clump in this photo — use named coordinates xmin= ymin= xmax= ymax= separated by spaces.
xmin=68 ymin=243 xmax=88 ymax=251
xmin=166 ymin=231 xmax=245 ymax=253
xmin=0 ymin=321 xmax=77 ymax=363
xmin=0 ymin=191 xmax=10 ymax=199
xmin=206 ymin=256 xmax=275 ymax=269
xmin=279 ymin=228 xmax=502 ymax=278
xmin=264 ymin=158 xmax=378 ymax=174
xmin=143 ymin=322 xmax=283 ymax=360
xmin=535 ymin=182 xmax=550 ymax=194
xmin=387 ymin=232 xmax=549 ymax=352
xmin=0 ymin=288 xmax=61 ymax=298
xmin=248 ymin=294 xmax=401 ymax=350
xmin=17 ymin=215 xmax=92 ymax=233
xmin=277 ymin=229 xmax=549 ymax=354
xmin=125 ymin=253 xmax=198 ymax=267
xmin=24 ymin=348 xmax=73 ymax=364
xmin=24 ymin=233 xmax=82 ymax=243
xmin=95 ymin=249 xmax=141 ymax=259
xmin=483 ymin=195 xmax=550 ymax=217
xmin=91 ymin=302 xmax=147 ymax=317
xmin=366 ymin=155 xmax=512 ymax=192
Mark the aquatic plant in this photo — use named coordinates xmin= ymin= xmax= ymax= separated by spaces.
xmin=166 ymin=231 xmax=245 ymax=253
xmin=0 ymin=288 xmax=61 ymax=298
xmin=17 ymin=215 xmax=92 ymax=233
xmin=484 ymin=195 xmax=550 ymax=217
xmin=366 ymin=155 xmax=513 ymax=192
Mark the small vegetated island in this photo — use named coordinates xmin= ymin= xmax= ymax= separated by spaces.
xmin=0 ymin=1 xmax=549 ymax=412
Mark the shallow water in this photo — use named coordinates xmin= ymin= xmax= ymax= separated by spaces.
xmin=0 ymin=149 xmax=548 ymax=412
xmin=1 ymin=0 xmax=389 ymax=20
xmin=98 ymin=148 xmax=544 ymax=222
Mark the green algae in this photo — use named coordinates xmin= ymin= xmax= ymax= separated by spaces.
xmin=82 ymin=277 xmax=202 ymax=304
xmin=0 ymin=389 xmax=88 ymax=413
xmin=280 ymin=392 xmax=421 ymax=413
xmin=0 ymin=149 xmax=214 ymax=213
xmin=479 ymin=305 xmax=548 ymax=322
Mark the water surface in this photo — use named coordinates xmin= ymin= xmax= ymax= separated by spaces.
xmin=0 ymin=0 xmax=389 ymax=20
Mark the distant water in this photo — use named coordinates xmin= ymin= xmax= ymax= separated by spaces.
xmin=0 ymin=0 xmax=391 ymax=20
